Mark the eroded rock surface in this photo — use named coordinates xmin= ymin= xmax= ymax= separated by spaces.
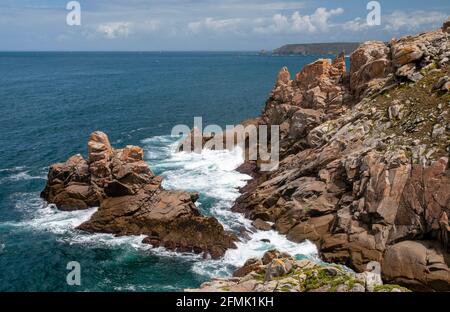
xmin=382 ymin=240 xmax=450 ymax=291
xmin=42 ymin=131 xmax=236 ymax=259
xmin=228 ymin=20 xmax=450 ymax=291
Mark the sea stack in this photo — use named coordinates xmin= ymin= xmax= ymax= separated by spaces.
xmin=41 ymin=131 xmax=237 ymax=259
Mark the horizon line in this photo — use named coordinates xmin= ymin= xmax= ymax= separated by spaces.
xmin=0 ymin=42 xmax=364 ymax=53
xmin=0 ymin=50 xmax=262 ymax=53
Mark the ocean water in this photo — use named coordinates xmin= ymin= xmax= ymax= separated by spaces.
xmin=0 ymin=52 xmax=322 ymax=291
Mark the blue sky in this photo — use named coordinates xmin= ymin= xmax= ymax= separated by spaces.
xmin=0 ymin=0 xmax=449 ymax=51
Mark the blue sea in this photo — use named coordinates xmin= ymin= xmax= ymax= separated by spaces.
xmin=0 ymin=52 xmax=321 ymax=291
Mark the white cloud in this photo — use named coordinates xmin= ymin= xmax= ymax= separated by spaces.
xmin=254 ymin=7 xmax=344 ymax=34
xmin=95 ymin=20 xmax=161 ymax=39
xmin=342 ymin=17 xmax=370 ymax=32
xmin=187 ymin=7 xmax=345 ymax=36
xmin=253 ymin=14 xmax=289 ymax=34
xmin=97 ymin=22 xmax=132 ymax=39
xmin=383 ymin=11 xmax=446 ymax=31
xmin=188 ymin=17 xmax=244 ymax=33
xmin=342 ymin=11 xmax=446 ymax=33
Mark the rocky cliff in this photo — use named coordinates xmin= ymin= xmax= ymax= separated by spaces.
xmin=41 ymin=131 xmax=237 ymax=259
xmin=192 ymin=19 xmax=450 ymax=291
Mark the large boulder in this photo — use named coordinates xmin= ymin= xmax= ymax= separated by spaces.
xmin=287 ymin=214 xmax=335 ymax=243
xmin=350 ymin=41 xmax=393 ymax=99
xmin=391 ymin=43 xmax=424 ymax=67
xmin=382 ymin=241 xmax=450 ymax=291
xmin=294 ymin=56 xmax=347 ymax=110
xmin=289 ymin=108 xmax=323 ymax=139
xmin=277 ymin=66 xmax=291 ymax=85
xmin=87 ymin=131 xmax=112 ymax=163
xmin=41 ymin=154 xmax=99 ymax=210
xmin=79 ymin=189 xmax=235 ymax=259
xmin=42 ymin=131 xmax=237 ymax=258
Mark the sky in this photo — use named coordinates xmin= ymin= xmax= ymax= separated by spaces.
xmin=0 ymin=0 xmax=449 ymax=51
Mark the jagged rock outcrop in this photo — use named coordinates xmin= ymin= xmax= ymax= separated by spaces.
xmin=251 ymin=53 xmax=353 ymax=158
xmin=42 ymin=131 xmax=237 ymax=259
xmin=187 ymin=250 xmax=409 ymax=292
xmin=350 ymin=41 xmax=393 ymax=99
xmin=265 ymin=53 xmax=349 ymax=119
xmin=229 ymin=19 xmax=450 ymax=291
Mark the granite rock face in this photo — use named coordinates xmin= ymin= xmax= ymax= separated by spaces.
xmin=229 ymin=20 xmax=450 ymax=291
xmin=42 ymin=131 xmax=237 ymax=259
xmin=350 ymin=41 xmax=393 ymax=99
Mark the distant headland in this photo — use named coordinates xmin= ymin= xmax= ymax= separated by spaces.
xmin=272 ymin=42 xmax=360 ymax=55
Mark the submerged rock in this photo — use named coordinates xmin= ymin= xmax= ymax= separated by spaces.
xmin=41 ymin=131 xmax=237 ymax=259
xmin=252 ymin=218 xmax=272 ymax=231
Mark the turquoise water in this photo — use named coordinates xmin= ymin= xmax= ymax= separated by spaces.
xmin=0 ymin=52 xmax=321 ymax=291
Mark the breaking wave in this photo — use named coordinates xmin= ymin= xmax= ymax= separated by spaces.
xmin=3 ymin=134 xmax=317 ymax=282
xmin=0 ymin=168 xmax=47 ymax=184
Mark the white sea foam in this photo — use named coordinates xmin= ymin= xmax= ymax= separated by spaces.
xmin=5 ymin=191 xmax=200 ymax=256
xmin=6 ymin=134 xmax=318 ymax=279
xmin=12 ymin=192 xmax=46 ymax=212
xmin=9 ymin=203 xmax=97 ymax=235
xmin=141 ymin=135 xmax=319 ymax=277
xmin=4 ymin=199 xmax=158 ymax=253
xmin=0 ymin=166 xmax=26 ymax=173
xmin=192 ymin=232 xmax=318 ymax=278
xmin=160 ymin=149 xmax=252 ymax=201
xmin=0 ymin=168 xmax=46 ymax=184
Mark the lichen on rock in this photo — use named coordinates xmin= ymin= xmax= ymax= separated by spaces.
xmin=187 ymin=250 xmax=410 ymax=292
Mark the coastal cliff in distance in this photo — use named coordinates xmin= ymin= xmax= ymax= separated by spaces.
xmin=273 ymin=42 xmax=360 ymax=55
xmin=188 ymin=18 xmax=450 ymax=292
